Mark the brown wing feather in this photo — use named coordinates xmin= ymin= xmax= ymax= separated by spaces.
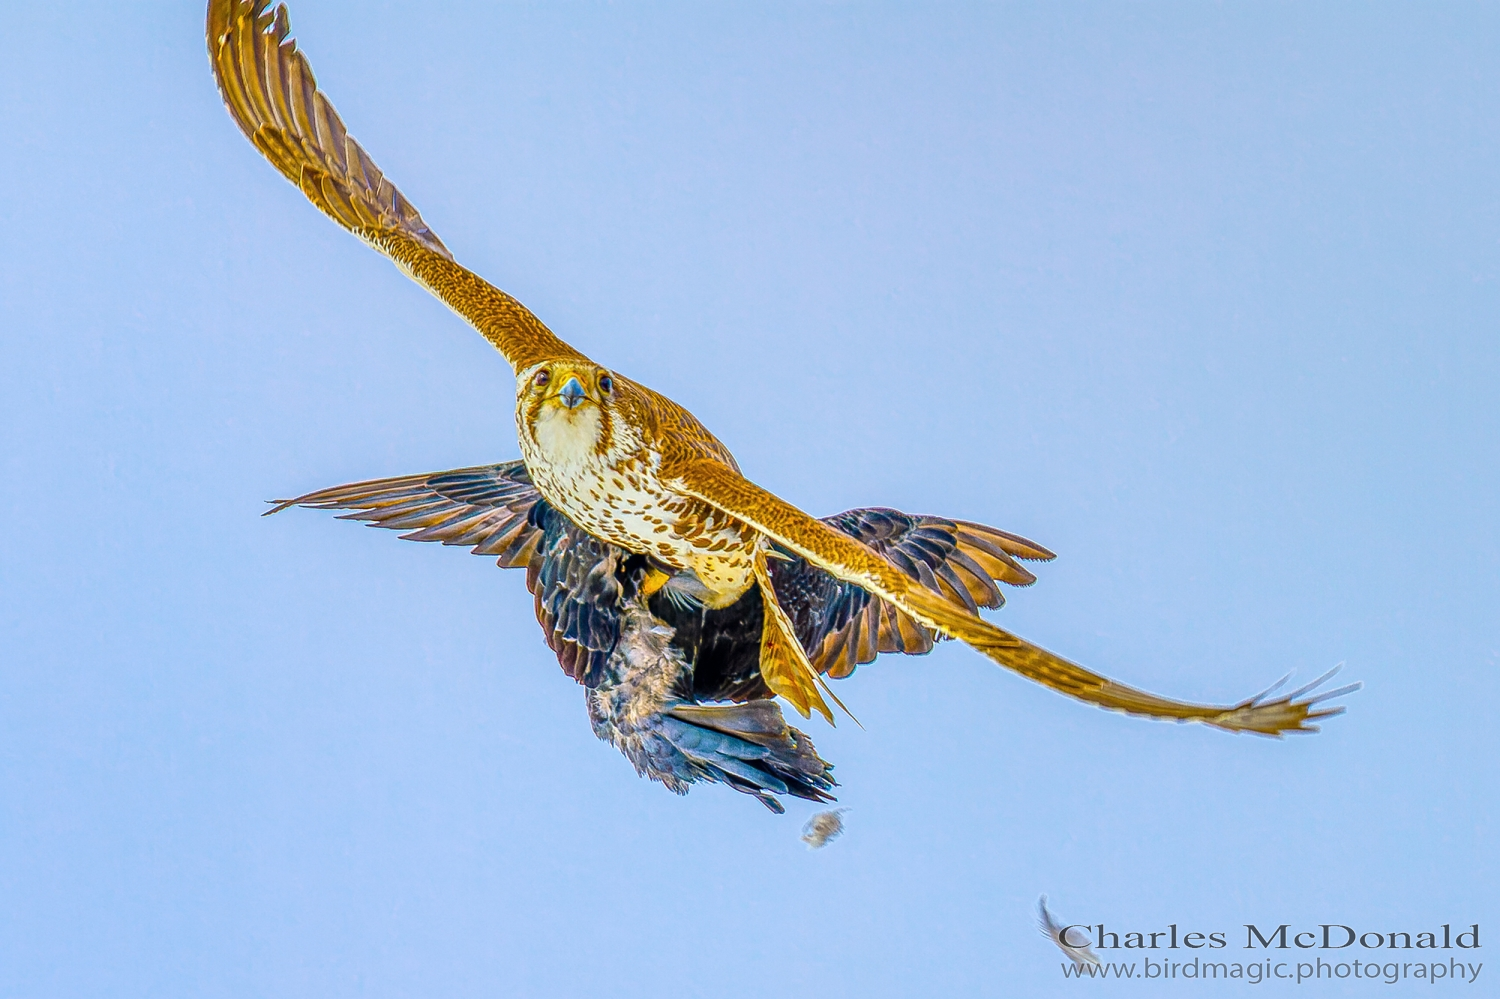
xmin=672 ymin=459 xmax=1357 ymax=736
xmin=752 ymin=549 xmax=837 ymax=723
xmin=207 ymin=0 xmax=585 ymax=372
xmin=778 ymin=508 xmax=1055 ymax=680
xmin=265 ymin=461 xmax=544 ymax=568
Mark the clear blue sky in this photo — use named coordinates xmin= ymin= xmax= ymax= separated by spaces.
xmin=2 ymin=2 xmax=1495 ymax=996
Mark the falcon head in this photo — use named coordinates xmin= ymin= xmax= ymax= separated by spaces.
xmin=517 ymin=361 xmax=623 ymax=463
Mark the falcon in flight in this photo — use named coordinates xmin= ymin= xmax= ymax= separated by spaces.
xmin=208 ymin=0 xmax=1354 ymax=807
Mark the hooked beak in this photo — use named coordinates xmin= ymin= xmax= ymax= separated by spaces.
xmin=558 ymin=376 xmax=586 ymax=410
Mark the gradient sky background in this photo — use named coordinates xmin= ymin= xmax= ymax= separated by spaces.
xmin=2 ymin=2 xmax=1496 ymax=996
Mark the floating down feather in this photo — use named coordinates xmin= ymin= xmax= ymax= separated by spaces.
xmin=1039 ymin=896 xmax=1101 ymax=969
xmin=802 ymin=810 xmax=849 ymax=849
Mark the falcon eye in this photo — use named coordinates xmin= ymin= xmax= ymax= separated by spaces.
xmin=533 ymin=370 xmax=551 ymax=388
xmin=598 ymin=374 xmax=614 ymax=394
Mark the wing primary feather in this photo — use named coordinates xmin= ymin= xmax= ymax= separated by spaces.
xmin=954 ymin=521 xmax=1056 ymax=563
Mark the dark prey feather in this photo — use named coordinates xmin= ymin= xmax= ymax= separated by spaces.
xmin=268 ymin=461 xmax=1053 ymax=808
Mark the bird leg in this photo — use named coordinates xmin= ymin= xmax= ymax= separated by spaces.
xmin=638 ymin=566 xmax=672 ymax=599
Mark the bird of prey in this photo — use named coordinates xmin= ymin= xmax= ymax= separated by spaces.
xmin=208 ymin=0 xmax=1355 ymax=785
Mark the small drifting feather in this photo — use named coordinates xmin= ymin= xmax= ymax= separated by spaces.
xmin=1038 ymin=896 xmax=1100 ymax=968
xmin=801 ymin=808 xmax=848 ymax=849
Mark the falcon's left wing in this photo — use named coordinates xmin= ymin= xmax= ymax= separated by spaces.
xmin=669 ymin=459 xmax=1357 ymax=736
xmin=770 ymin=509 xmax=1054 ymax=680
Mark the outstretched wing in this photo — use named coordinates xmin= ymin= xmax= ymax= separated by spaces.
xmin=669 ymin=459 xmax=1357 ymax=735
xmin=770 ymin=508 xmax=1054 ymax=680
xmin=266 ymin=461 xmax=545 ymax=568
xmin=207 ymin=0 xmax=585 ymax=372
xmin=267 ymin=461 xmax=617 ymax=682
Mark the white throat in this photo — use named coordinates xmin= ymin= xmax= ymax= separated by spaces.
xmin=528 ymin=405 xmax=604 ymax=469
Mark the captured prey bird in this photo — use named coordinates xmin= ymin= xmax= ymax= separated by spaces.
xmin=269 ymin=463 xmax=1053 ymax=810
xmin=208 ymin=0 xmax=1356 ymax=800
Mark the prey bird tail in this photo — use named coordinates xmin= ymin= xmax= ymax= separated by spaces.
xmin=207 ymin=0 xmax=585 ymax=372
xmin=589 ymin=597 xmax=837 ymax=813
xmin=670 ymin=460 xmax=1358 ymax=736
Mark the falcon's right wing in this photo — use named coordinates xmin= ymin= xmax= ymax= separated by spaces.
xmin=208 ymin=0 xmax=585 ymax=372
